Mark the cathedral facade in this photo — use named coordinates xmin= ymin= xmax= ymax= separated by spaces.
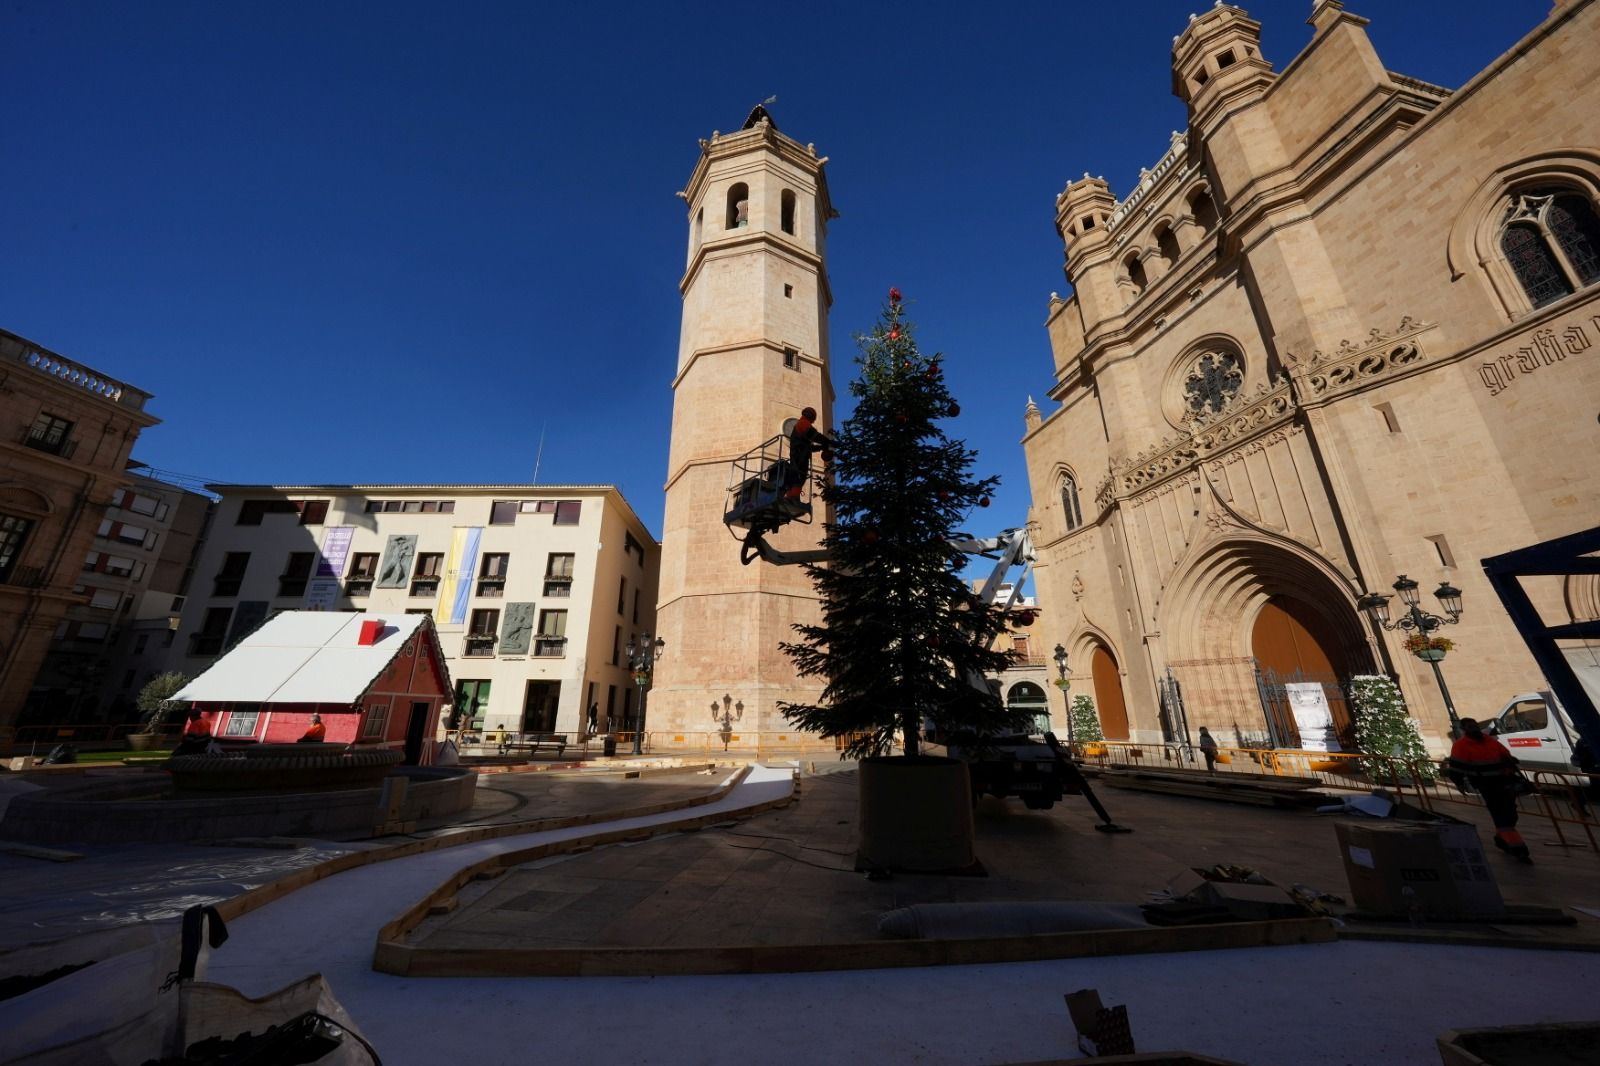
xmin=1023 ymin=0 xmax=1600 ymax=751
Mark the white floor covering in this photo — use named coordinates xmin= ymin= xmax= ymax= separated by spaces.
xmin=203 ymin=765 xmax=1598 ymax=1066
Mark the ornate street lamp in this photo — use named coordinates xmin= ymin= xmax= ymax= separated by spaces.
xmin=624 ymin=632 xmax=666 ymax=756
xmin=711 ymin=694 xmax=743 ymax=752
xmin=1358 ymin=574 xmax=1464 ymax=733
xmin=1052 ymin=643 xmax=1072 ymax=747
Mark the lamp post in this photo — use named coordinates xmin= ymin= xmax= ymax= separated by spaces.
xmin=711 ymin=694 xmax=743 ymax=752
xmin=1357 ymin=575 xmax=1464 ymax=734
xmin=1053 ymin=643 xmax=1072 ymax=747
xmin=624 ymin=632 xmax=666 ymax=756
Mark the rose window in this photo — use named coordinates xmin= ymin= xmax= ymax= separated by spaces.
xmin=1183 ymin=350 xmax=1244 ymax=416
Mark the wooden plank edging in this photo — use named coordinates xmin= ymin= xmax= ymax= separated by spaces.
xmin=377 ymin=914 xmax=1336 ymax=978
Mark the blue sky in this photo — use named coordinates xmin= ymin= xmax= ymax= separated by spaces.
xmin=2 ymin=0 xmax=1543 ymax=542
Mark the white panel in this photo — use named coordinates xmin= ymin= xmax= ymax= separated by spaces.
xmin=176 ymin=646 xmax=319 ymax=702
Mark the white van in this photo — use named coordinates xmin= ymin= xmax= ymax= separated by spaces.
xmin=1484 ymin=691 xmax=1582 ymax=772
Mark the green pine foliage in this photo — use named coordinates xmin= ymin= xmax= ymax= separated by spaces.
xmin=1070 ymin=694 xmax=1104 ymax=742
xmin=779 ymin=289 xmax=1027 ymax=758
xmin=1349 ymin=674 xmax=1436 ymax=783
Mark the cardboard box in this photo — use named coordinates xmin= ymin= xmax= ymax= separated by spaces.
xmin=1192 ymin=881 xmax=1305 ymax=921
xmin=1335 ymin=819 xmax=1503 ymax=919
xmin=1065 ymin=989 xmax=1136 ymax=1057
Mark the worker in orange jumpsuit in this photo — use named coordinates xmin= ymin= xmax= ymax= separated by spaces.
xmin=298 ymin=713 xmax=327 ymax=743
xmin=1447 ymin=717 xmax=1532 ymax=863
xmin=175 ymin=709 xmax=213 ymax=755
xmin=782 ymin=406 xmax=832 ymax=499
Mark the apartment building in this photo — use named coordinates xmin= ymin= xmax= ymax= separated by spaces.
xmin=23 ymin=471 xmax=213 ymax=724
xmin=167 ymin=484 xmax=659 ymax=738
xmin=0 ymin=328 xmax=160 ymax=751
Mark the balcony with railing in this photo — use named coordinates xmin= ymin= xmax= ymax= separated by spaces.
xmin=463 ymin=634 xmax=497 ymax=658
xmin=533 ymin=635 xmax=567 ymax=657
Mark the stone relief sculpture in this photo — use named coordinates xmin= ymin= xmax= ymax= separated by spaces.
xmin=500 ymin=602 xmax=535 ymax=656
xmin=376 ymin=535 xmax=417 ymax=589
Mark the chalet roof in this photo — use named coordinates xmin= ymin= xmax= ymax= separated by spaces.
xmin=174 ymin=611 xmax=434 ymax=705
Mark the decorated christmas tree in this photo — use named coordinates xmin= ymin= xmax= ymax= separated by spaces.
xmin=780 ymin=288 xmax=1026 ymax=757
xmin=1070 ymin=694 xmax=1104 ymax=743
xmin=1349 ymin=674 xmax=1436 ymax=783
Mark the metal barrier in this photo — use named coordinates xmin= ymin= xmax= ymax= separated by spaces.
xmin=13 ymin=722 xmax=153 ymax=747
xmin=1080 ymin=740 xmax=1600 ymax=858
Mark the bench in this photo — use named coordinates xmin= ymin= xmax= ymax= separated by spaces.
xmin=496 ymin=733 xmax=568 ymax=758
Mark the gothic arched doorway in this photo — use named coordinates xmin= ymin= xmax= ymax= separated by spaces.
xmin=1250 ymin=594 xmax=1356 ymax=747
xmin=1089 ymin=645 xmax=1130 ymax=740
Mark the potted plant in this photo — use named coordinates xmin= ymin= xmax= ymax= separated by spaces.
xmin=1402 ymin=633 xmax=1454 ymax=662
xmin=128 ymin=672 xmax=190 ymax=751
xmin=780 ymin=288 xmax=1025 ymax=871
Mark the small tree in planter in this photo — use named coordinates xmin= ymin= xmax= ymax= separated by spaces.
xmin=130 ymin=672 xmax=190 ymax=750
xmin=780 ymin=288 xmax=1026 ymax=869
xmin=1349 ymin=674 xmax=1435 ymax=783
xmin=1069 ymin=694 xmax=1104 ymax=746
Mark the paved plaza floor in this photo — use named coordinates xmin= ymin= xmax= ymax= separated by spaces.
xmin=407 ymin=769 xmax=1600 ymax=956
xmin=5 ymin=761 xmax=1598 ymax=1065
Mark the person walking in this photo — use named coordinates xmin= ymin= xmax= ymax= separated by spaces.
xmin=1197 ymin=726 xmax=1219 ymax=773
xmin=1448 ymin=717 xmax=1533 ymax=863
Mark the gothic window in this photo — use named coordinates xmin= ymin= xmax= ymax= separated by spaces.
xmin=726 ymin=183 xmax=749 ymax=230
xmin=1124 ymin=252 xmax=1147 ymax=294
xmin=1156 ymin=223 xmax=1181 ymax=265
xmin=1183 ymin=349 xmax=1244 ymax=416
xmin=1061 ymin=473 xmax=1083 ymax=532
xmin=1189 ymin=188 xmax=1219 ymax=232
xmin=1500 ymin=187 xmax=1600 ymax=307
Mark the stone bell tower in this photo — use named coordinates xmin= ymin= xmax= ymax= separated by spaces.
xmin=649 ymin=106 xmax=837 ymax=750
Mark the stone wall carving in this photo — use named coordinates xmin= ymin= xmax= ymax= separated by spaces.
xmin=1287 ymin=316 xmax=1431 ymax=398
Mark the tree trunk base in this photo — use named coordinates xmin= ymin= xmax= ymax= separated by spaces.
xmin=858 ymin=755 xmax=976 ymax=872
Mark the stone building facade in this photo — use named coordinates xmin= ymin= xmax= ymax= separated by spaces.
xmin=648 ymin=106 xmax=840 ymax=751
xmin=23 ymin=471 xmax=213 ymax=728
xmin=1023 ymin=1 xmax=1600 ymax=752
xmin=164 ymin=485 xmax=658 ymax=741
xmin=0 ymin=329 xmax=159 ymax=752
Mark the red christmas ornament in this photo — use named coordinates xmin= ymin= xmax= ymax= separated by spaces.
xmin=925 ymin=365 xmax=941 ymax=380
xmin=889 ymin=328 xmax=900 ymax=340
xmin=1015 ymin=611 xmax=1035 ymax=627
xmin=895 ymin=413 xmax=908 ymax=423
xmin=889 ymin=286 xmax=902 ymax=304
xmin=979 ymin=496 xmax=991 ymax=508
xmin=938 ymin=490 xmax=952 ymax=500
xmin=948 ymin=403 xmax=961 ymax=417
xmin=862 ymin=529 xmax=879 ymax=544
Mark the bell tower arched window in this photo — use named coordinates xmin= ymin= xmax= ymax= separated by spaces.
xmin=1124 ymin=252 xmax=1148 ymax=294
xmin=780 ymin=190 xmax=796 ymax=235
xmin=1501 ymin=187 xmax=1600 ymax=307
xmin=1061 ymin=473 xmax=1083 ymax=532
xmin=726 ymin=183 xmax=750 ymax=230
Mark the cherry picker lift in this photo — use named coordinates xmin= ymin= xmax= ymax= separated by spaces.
xmin=723 ymin=426 xmax=1130 ymax=832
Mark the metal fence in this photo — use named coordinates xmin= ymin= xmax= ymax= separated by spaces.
xmin=1079 ymin=739 xmax=1600 ymax=858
